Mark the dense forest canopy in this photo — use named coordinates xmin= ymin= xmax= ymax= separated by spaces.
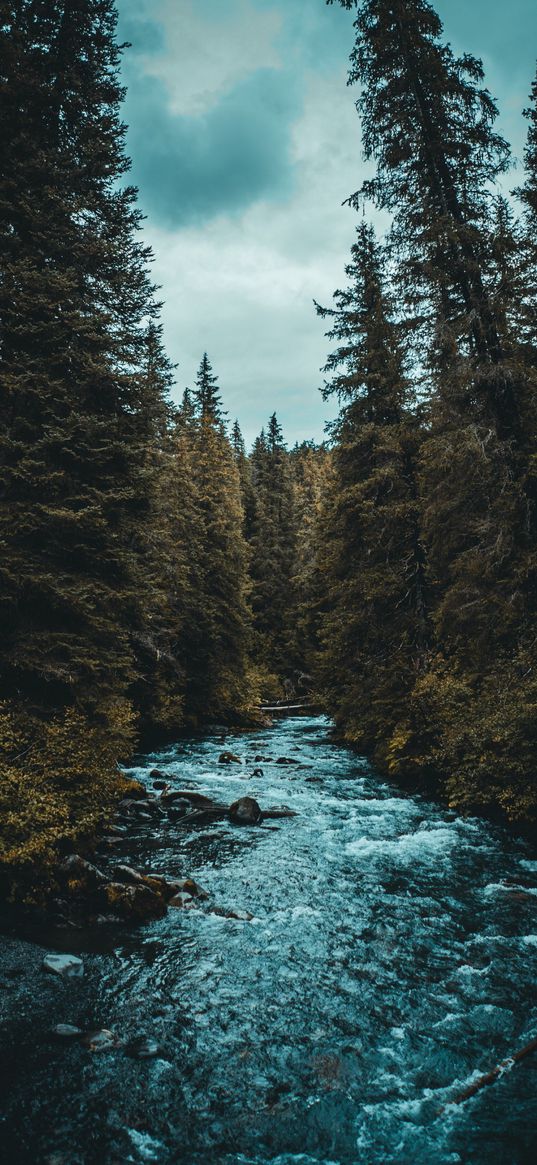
xmin=1 ymin=0 xmax=537 ymax=901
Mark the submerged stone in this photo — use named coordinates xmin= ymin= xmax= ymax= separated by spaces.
xmin=126 ymin=1036 xmax=160 ymax=1059
xmin=81 ymin=1029 xmax=120 ymax=1052
xmin=52 ymin=1024 xmax=82 ymax=1039
xmin=169 ymin=891 xmax=195 ymax=908
xmin=42 ymin=954 xmax=84 ymax=978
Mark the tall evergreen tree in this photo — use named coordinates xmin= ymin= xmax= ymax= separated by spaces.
xmin=289 ymin=441 xmax=332 ymax=686
xmin=249 ymin=414 xmax=298 ymax=684
xmin=193 ymin=352 xmax=227 ymax=426
xmin=182 ymin=359 xmax=253 ymax=723
xmin=316 ymin=223 xmax=429 ymax=758
xmin=326 ymin=0 xmax=537 ymax=824
xmin=231 ymin=419 xmax=257 ymax=541
xmin=329 ymin=0 xmax=531 ymax=448
xmin=0 ymin=0 xmax=169 ymax=884
xmin=519 ymin=66 xmax=537 ymax=221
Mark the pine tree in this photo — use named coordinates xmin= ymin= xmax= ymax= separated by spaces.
xmin=326 ymin=0 xmax=537 ymax=824
xmin=0 ymin=0 xmax=169 ymax=886
xmin=182 ymin=359 xmax=253 ymax=723
xmin=519 ymin=66 xmax=537 ymax=221
xmin=193 ymin=352 xmax=227 ymax=427
xmin=231 ymin=420 xmax=257 ymax=541
xmin=249 ymin=414 xmax=299 ymax=686
xmin=316 ymin=223 xmax=429 ymax=759
xmin=330 ymin=0 xmax=532 ymax=447
xmin=289 ymin=441 xmax=332 ymax=688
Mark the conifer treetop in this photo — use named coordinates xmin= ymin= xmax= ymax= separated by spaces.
xmin=193 ymin=352 xmax=227 ymax=426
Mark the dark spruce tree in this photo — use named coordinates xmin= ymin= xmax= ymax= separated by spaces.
xmin=327 ymin=0 xmax=537 ymax=825
xmin=0 ymin=0 xmax=169 ymax=890
xmin=519 ymin=65 xmax=537 ymax=221
xmin=288 ymin=440 xmax=332 ymax=692
xmin=194 ymin=351 xmax=227 ymax=426
xmin=231 ymin=419 xmax=257 ymax=542
xmin=249 ymin=413 xmax=299 ymax=689
xmin=315 ymin=223 xmax=429 ymax=763
xmin=182 ymin=357 xmax=254 ymax=724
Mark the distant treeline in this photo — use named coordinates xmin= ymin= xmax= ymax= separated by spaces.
xmin=2 ymin=0 xmax=537 ymax=898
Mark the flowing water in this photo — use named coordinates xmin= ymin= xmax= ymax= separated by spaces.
xmin=1 ymin=716 xmax=537 ymax=1164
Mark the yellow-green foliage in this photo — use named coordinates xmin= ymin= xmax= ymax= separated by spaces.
xmin=249 ymin=664 xmax=285 ymax=706
xmin=385 ymin=653 xmax=537 ymax=828
xmin=0 ymin=699 xmax=136 ymax=901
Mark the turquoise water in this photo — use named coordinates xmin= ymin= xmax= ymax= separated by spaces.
xmin=1 ymin=716 xmax=536 ymax=1163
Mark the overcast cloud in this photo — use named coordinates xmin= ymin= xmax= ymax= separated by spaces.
xmin=116 ymin=0 xmax=537 ymax=446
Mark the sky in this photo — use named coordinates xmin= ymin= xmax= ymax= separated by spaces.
xmin=116 ymin=0 xmax=537 ymax=446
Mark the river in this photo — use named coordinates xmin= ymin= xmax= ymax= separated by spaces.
xmin=1 ymin=715 xmax=536 ymax=1164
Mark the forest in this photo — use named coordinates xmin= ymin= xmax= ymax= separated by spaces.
xmin=2 ymin=0 xmax=537 ymax=909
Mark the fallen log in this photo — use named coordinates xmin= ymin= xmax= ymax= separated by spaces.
xmin=263 ymin=806 xmax=299 ymax=819
xmin=260 ymin=703 xmax=316 ymax=713
xmin=177 ymin=806 xmax=228 ymax=827
xmin=443 ymin=1036 xmax=537 ymax=1110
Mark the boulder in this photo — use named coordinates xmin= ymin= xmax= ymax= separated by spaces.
xmin=251 ymin=768 xmax=264 ymax=777
xmin=152 ymin=779 xmax=168 ymax=790
xmin=275 ymin=757 xmax=297 ymax=766
xmin=219 ymin=751 xmax=242 ymax=765
xmin=113 ymin=863 xmax=144 ymax=885
xmin=118 ymin=778 xmax=147 ymax=800
xmin=169 ymin=892 xmax=195 ymax=909
xmin=126 ymin=1036 xmax=160 ymax=1059
xmin=82 ymin=1029 xmax=120 ymax=1052
xmin=43 ymin=953 xmax=84 ymax=978
xmin=59 ymin=854 xmax=107 ymax=892
xmin=149 ymin=769 xmax=166 ymax=781
xmin=165 ymin=877 xmax=209 ymax=899
xmin=52 ymin=1024 xmax=82 ymax=1039
xmin=228 ymin=797 xmax=262 ymax=826
xmin=163 ymin=797 xmax=192 ymax=820
xmin=211 ymin=906 xmax=254 ymax=921
xmin=101 ymin=882 xmax=166 ymax=922
xmin=118 ymin=797 xmax=160 ymax=819
xmin=140 ymin=873 xmax=195 ymax=901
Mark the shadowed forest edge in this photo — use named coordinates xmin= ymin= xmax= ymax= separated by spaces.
xmin=2 ymin=0 xmax=537 ymax=903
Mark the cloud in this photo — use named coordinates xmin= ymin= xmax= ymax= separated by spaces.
xmin=124 ymin=67 xmax=299 ymax=229
xmin=120 ymin=0 xmax=282 ymax=115
xmin=141 ymin=64 xmax=367 ymax=445
xmin=115 ymin=0 xmax=537 ymax=446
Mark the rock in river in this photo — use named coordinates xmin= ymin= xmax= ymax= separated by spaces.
xmin=101 ymin=882 xmax=166 ymax=922
xmin=43 ymin=954 xmax=84 ymax=978
xmin=59 ymin=854 xmax=107 ymax=892
xmin=126 ymin=1036 xmax=160 ymax=1060
xmin=168 ymin=892 xmax=195 ymax=909
xmin=219 ymin=751 xmax=242 ymax=765
xmin=82 ymin=1029 xmax=120 ymax=1052
xmin=228 ymin=796 xmax=262 ymax=826
xmin=52 ymin=1024 xmax=82 ymax=1039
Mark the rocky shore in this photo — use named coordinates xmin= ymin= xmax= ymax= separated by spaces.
xmin=5 ymin=756 xmax=300 ymax=928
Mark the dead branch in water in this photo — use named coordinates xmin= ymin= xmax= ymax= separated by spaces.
xmin=442 ymin=1036 xmax=537 ymax=1111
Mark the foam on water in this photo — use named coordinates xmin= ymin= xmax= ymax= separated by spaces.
xmin=1 ymin=716 xmax=536 ymax=1165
